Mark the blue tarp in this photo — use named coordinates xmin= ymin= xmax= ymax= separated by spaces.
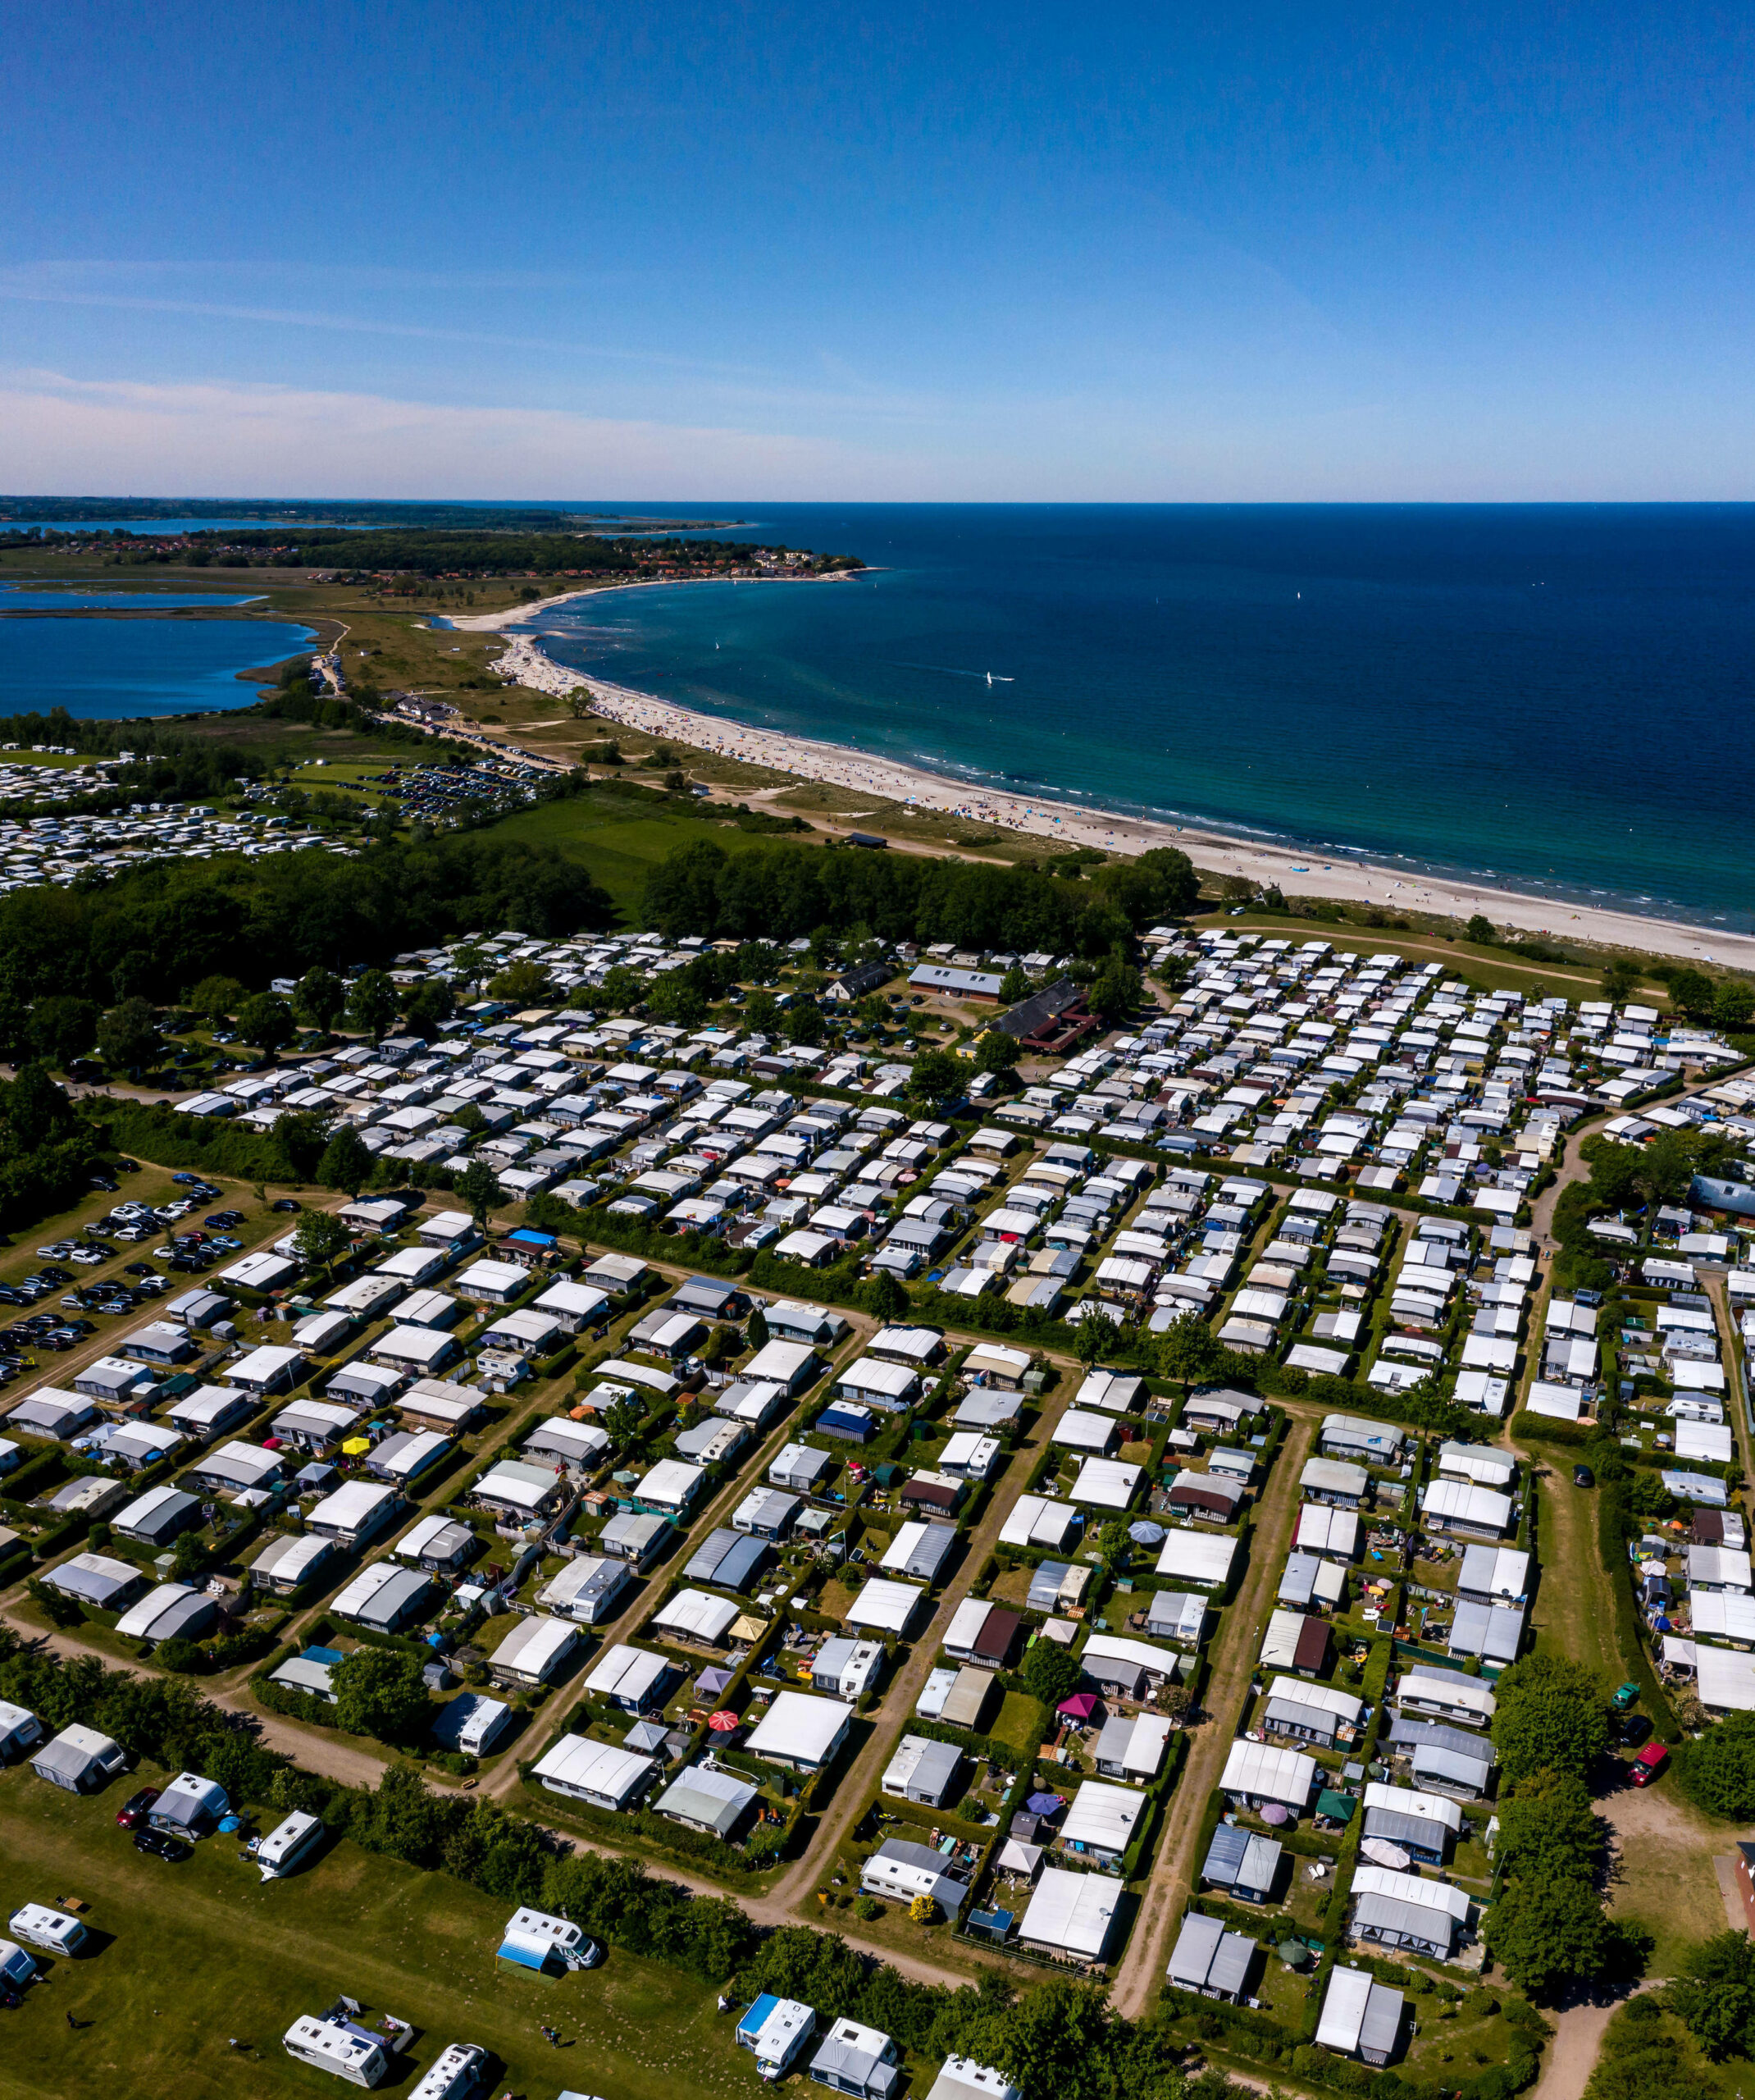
xmin=497 ymin=1937 xmax=553 ymax=1970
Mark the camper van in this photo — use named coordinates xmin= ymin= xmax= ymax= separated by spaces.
xmin=7 ymin=1905 xmax=87 ymax=1957
xmin=256 ymin=1810 xmax=325 ymax=1881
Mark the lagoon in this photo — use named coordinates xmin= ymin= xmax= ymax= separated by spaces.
xmin=0 ymin=588 xmax=265 ymax=609
xmin=0 ymin=617 xmax=314 ymax=719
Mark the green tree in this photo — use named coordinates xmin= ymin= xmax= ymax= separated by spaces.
xmin=863 ymin=1271 xmax=910 ymax=1323
xmin=1087 ymin=956 xmax=1141 ymax=1027
xmin=403 ymin=980 xmax=456 ymax=1037
xmin=26 ymin=994 xmax=100 ymax=1068
xmin=294 ymin=966 xmax=347 ymax=1032
xmin=1602 ymin=958 xmax=1639 ymax=1004
xmin=1020 ymin=1638 xmax=1084 ymax=1709
xmin=976 ymin=1029 xmax=1020 ymax=1078
xmin=1634 ymin=1128 xmax=1693 ymax=1212
xmin=1713 ymin=980 xmax=1755 ymax=1032
xmin=189 ymin=974 xmax=246 ymax=1022
xmin=1676 ymin=1709 xmax=1755 ymax=1821
xmin=346 ymin=968 xmax=399 ymax=1043
xmin=1666 ymin=968 xmax=1716 ymax=1021
xmin=292 ymin=1208 xmax=353 ymax=1267
xmin=1491 ymin=1652 xmax=1610 ymax=1785
xmin=745 ymin=1306 xmax=769 ymax=1349
xmin=331 ymin=1647 xmax=433 ymax=1743
xmin=96 ymin=996 xmax=159 ymax=1073
xmin=456 ymin=1159 xmax=501 ymax=1227
xmin=1074 ymin=1316 xmax=1107 ymax=1367
xmin=1482 ymin=1873 xmax=1621 ymax=1999
xmin=783 ymin=999 xmax=825 ymax=1048
xmin=743 ymin=988 xmax=779 ymax=1034
xmin=907 ymin=1048 xmax=964 ymax=1111
xmin=317 ymin=1125 xmax=373 ymax=1195
xmin=1155 ymin=1309 xmax=1219 ymax=1393
xmin=647 ymin=973 xmax=707 ymax=1029
xmin=590 ymin=964 xmax=645 ymax=1012
xmin=236 ymin=992 xmax=296 ymax=1051
xmin=999 ymin=964 xmax=1031 ymax=1004
xmin=486 ymin=957 xmax=553 ymax=1007
xmin=1495 ymin=1767 xmax=1602 ymax=1881
xmin=1466 ymin=913 xmax=1496 ymax=944
xmin=1666 ymin=1930 xmax=1755 ymax=2060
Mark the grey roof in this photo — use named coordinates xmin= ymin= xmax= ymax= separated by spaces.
xmin=1352 ymin=1892 xmax=1456 ymax=1953
xmin=653 ymin=1760 xmax=759 ymax=1838
xmin=1265 ymin=1695 xmax=1339 ymax=1742
xmin=1201 ymin=1822 xmax=1282 ymax=1893
xmin=1363 ymin=1806 xmax=1447 ymax=1853
xmin=1386 ymin=1714 xmax=1496 ymax=1763
xmin=685 ymin=1527 xmax=771 ymax=1591
xmin=891 ymin=1521 xmax=956 ymax=1581
xmin=1447 ymin=1598 xmax=1525 ymax=1664
xmin=1167 ymin=1911 xmax=1256 ymax=1997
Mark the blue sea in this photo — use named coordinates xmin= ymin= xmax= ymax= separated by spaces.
xmin=0 ymin=617 xmax=315 ymax=719
xmin=522 ymin=504 xmax=1755 ymax=933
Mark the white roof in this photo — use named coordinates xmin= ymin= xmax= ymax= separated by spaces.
xmin=846 ymin=1577 xmax=925 ymax=1636
xmin=1155 ymin=1531 xmax=1240 ymax=1586
xmin=1398 ymin=1669 xmax=1497 ymax=1720
xmin=1019 ymin=1865 xmax=1119 ymax=1959
xmin=637 ymin=1457 xmax=705 ymax=1508
xmin=230 ymin=1344 xmax=305 ymax=1386
xmin=490 ymin=1614 xmax=578 ymax=1678
xmin=744 ymin=1339 xmax=820 ymax=1384
xmin=1697 ymin=1646 xmax=1755 ymax=1712
xmin=1070 ymin=1456 xmax=1142 ymax=1509
xmin=1221 ymin=1737 xmax=1315 ymax=1806
xmin=1053 ymin=1409 xmax=1119 ymax=1453
xmin=745 ymin=1690 xmax=850 ymax=1764
xmin=1423 ymin=1478 xmax=1513 ymax=1531
xmin=1294 ymin=1504 xmax=1360 ymax=1556
xmin=584 ymin=1644 xmax=672 ymax=1704
xmin=1352 ymin=1863 xmax=1470 ymax=1921
xmin=1362 ymin=1780 xmax=1464 ymax=1833
xmin=455 ymin=1258 xmax=527 ymax=1294
xmin=838 ymin=1355 xmax=919 ymax=1399
xmin=654 ymin=1588 xmax=741 ymax=1643
xmin=330 ymin=1561 xmax=414 ymax=1620
xmin=1083 ymin=1632 xmax=1176 ymax=1682
xmin=529 ymin=1732 xmax=657 ymax=1801
xmin=1060 ymin=1779 xmax=1146 ymax=1852
xmin=999 ymin=1494 xmax=1079 ymax=1549
xmin=307 ymin=1478 xmax=399 ymax=1535
xmin=1267 ymin=1675 xmax=1361 ymax=1723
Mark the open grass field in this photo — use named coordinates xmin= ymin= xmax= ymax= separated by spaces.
xmin=483 ymin=795 xmax=783 ymax=915
xmin=0 ymin=1763 xmax=759 ymax=2100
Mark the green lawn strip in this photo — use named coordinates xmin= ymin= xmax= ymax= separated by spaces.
xmin=0 ymin=1764 xmax=755 ymax=2100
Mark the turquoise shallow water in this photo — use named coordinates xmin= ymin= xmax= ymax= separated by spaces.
xmin=529 ymin=503 xmax=1755 ymax=933
xmin=0 ymin=617 xmax=315 ymax=719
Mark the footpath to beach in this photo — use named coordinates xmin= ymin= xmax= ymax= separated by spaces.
xmin=460 ymin=591 xmax=1755 ymax=975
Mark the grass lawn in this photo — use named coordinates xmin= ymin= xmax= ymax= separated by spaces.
xmin=1399 ymin=1988 xmax=1529 ymax=2085
xmin=987 ymin=1690 xmax=1047 ymax=1756
xmin=482 ymin=796 xmax=782 ymax=915
xmin=0 ymin=1764 xmax=760 ymax=2100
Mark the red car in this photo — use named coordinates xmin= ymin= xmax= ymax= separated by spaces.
xmin=1630 ymin=1742 xmax=1670 ymax=1787
xmin=115 ymin=1785 xmax=160 ymax=1828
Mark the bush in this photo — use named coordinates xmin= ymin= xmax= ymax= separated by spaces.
xmin=852 ymin=1894 xmax=882 ymax=1920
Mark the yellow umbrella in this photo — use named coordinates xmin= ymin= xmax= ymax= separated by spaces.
xmin=340 ymin=1437 xmax=372 ymax=1455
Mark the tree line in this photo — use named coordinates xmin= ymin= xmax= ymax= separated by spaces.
xmin=641 ymin=837 xmax=1199 ymax=953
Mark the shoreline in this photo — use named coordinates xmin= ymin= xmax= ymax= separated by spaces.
xmin=442 ymin=569 xmax=861 ymax=635
xmin=488 ymin=631 xmax=1755 ymax=973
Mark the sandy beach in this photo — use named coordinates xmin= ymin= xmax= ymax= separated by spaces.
xmin=475 ymin=620 xmax=1754 ymax=975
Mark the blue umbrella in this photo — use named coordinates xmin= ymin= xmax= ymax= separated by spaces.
xmin=1025 ymin=1792 xmax=1064 ymax=1817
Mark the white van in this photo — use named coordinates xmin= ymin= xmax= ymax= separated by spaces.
xmin=8 ymin=1905 xmax=88 ymax=1956
xmin=256 ymin=1809 xmax=325 ymax=1881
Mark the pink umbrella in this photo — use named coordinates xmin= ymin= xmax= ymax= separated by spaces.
xmin=1058 ymin=1694 xmax=1100 ymax=1721
xmin=708 ymin=1710 xmax=741 ymax=1732
xmin=1260 ymin=1803 xmax=1290 ymax=1826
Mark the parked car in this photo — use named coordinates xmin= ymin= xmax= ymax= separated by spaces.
xmin=134 ymin=1828 xmax=190 ymax=1862
xmin=1574 ymin=1465 xmax=1595 ymax=1489
xmin=116 ymin=1786 xmax=161 ymax=1828
xmin=1630 ymin=1742 xmax=1670 ymax=1787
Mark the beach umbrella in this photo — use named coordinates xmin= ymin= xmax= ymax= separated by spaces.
xmin=1260 ymin=1804 xmax=1289 ymax=1826
xmin=340 ymin=1436 xmax=371 ymax=1455
xmin=1057 ymin=1693 xmax=1100 ymax=1721
xmin=1361 ymin=1838 xmax=1410 ymax=1869
xmin=1025 ymin=1792 xmax=1064 ymax=1818
xmin=708 ymin=1711 xmax=740 ymax=1732
xmin=1279 ymin=1941 xmax=1311 ymax=1969
xmin=1128 ymin=1521 xmax=1166 ymax=1545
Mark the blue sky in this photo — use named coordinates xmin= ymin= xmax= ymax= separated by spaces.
xmin=4 ymin=0 xmax=1751 ymax=498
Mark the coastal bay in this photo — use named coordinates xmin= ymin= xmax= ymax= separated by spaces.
xmin=0 ymin=615 xmax=317 ymax=719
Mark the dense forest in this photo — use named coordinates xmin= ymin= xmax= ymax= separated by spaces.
xmin=641 ymin=836 xmax=1200 ymax=952
xmin=0 ymin=833 xmax=613 ymax=1004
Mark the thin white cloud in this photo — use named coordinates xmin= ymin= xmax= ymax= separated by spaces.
xmin=0 ymin=369 xmax=909 ymax=499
